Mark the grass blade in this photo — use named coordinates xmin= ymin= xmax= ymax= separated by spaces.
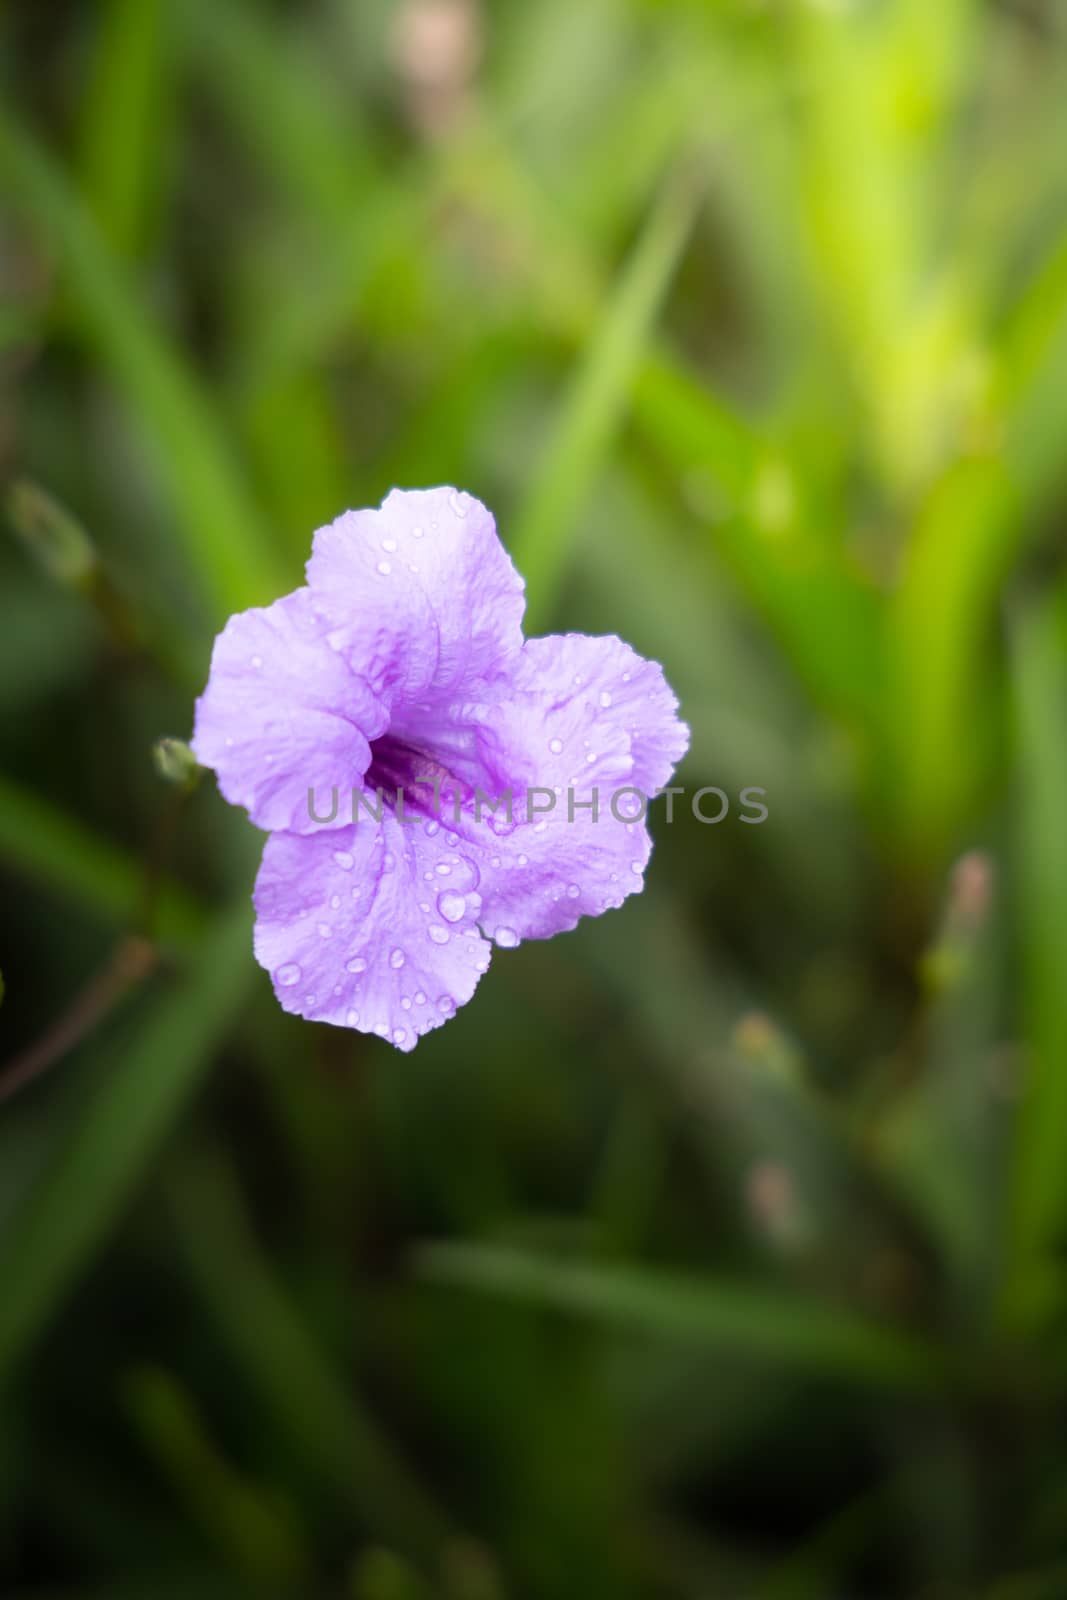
xmin=1002 ymin=602 xmax=1067 ymax=1328
xmin=164 ymin=1146 xmax=452 ymax=1562
xmin=0 ymin=106 xmax=285 ymax=621
xmin=0 ymin=776 xmax=204 ymax=947
xmin=512 ymin=170 xmax=700 ymax=628
xmin=0 ymin=903 xmax=254 ymax=1386
xmin=416 ymin=1243 xmax=943 ymax=1390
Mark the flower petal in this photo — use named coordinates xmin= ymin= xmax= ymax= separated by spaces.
xmin=471 ymin=805 xmax=653 ymax=945
xmin=305 ymin=487 xmax=525 ymax=714
xmin=253 ymin=812 xmax=494 ymax=1051
xmin=508 ymin=633 xmax=690 ymax=796
xmin=408 ymin=631 xmax=687 ymax=945
xmin=192 ymin=588 xmax=388 ymax=834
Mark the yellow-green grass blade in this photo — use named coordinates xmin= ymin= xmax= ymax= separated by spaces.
xmin=512 ymin=171 xmax=701 ymax=629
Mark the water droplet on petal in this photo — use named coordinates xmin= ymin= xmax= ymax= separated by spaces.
xmin=318 ymin=923 xmax=333 ymax=938
xmin=374 ymin=1022 xmax=389 ymax=1037
xmin=346 ymin=1008 xmax=360 ymax=1026
xmin=599 ymin=690 xmax=613 ymax=709
xmin=428 ymin=925 xmax=449 ymax=945
xmin=549 ymin=737 xmax=563 ymax=755
xmin=424 ymin=819 xmax=439 ymax=837
xmin=330 ymin=894 xmax=341 ymax=910
xmin=414 ymin=990 xmax=426 ymax=1004
xmin=251 ymin=654 xmax=263 ymax=668
xmin=401 ymin=996 xmax=411 ymax=1010
xmin=435 ymin=862 xmax=452 ymax=876
xmin=346 ymin=957 xmax=367 ymax=974
xmin=390 ymin=948 xmax=406 ymax=969
xmin=377 ymin=560 xmax=392 ymax=575
xmin=381 ymin=537 xmax=397 ymax=552
xmin=438 ymin=995 xmax=455 ymax=1014
xmin=567 ymin=883 xmax=580 ymax=898
xmin=276 ymin=963 xmax=301 ymax=987
xmin=446 ymin=832 xmax=459 ymax=847
xmin=393 ymin=1027 xmax=406 ymax=1044
xmin=449 ymin=490 xmax=470 ymax=517
xmin=495 ymin=926 xmax=518 ymax=948
xmin=438 ymin=891 xmax=466 ymax=923
xmin=413 ymin=524 xmax=424 ymax=538
xmin=630 ymin=861 xmax=643 ymax=875
xmin=333 ymin=850 xmax=354 ymax=870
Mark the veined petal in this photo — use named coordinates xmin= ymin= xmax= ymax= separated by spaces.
xmin=253 ymin=813 xmax=494 ymax=1052
xmin=473 ymin=806 xmax=652 ymax=945
xmin=508 ymin=633 xmax=690 ymax=796
xmin=192 ymin=588 xmax=387 ymax=834
xmin=416 ymin=631 xmax=687 ymax=945
xmin=305 ymin=487 xmax=525 ymax=714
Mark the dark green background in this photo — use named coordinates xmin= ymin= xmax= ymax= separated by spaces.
xmin=3 ymin=1 xmax=1067 ymax=1595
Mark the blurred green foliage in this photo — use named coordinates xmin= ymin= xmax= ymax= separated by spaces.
xmin=2 ymin=0 xmax=1067 ymax=1594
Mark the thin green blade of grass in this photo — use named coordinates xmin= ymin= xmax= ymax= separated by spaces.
xmin=997 ymin=225 xmax=1067 ymax=514
xmin=0 ymin=902 xmax=254 ymax=1387
xmin=884 ymin=218 xmax=1067 ymax=869
xmin=0 ymin=106 xmax=285 ymax=623
xmin=0 ymin=775 xmax=204 ymax=947
xmin=633 ymin=358 xmax=884 ymax=722
xmin=177 ymin=0 xmax=378 ymax=228
xmin=884 ymin=456 xmax=1018 ymax=868
xmin=1002 ymin=602 xmax=1067 ymax=1330
xmin=78 ymin=0 xmax=169 ymax=260
xmin=164 ymin=1147 xmax=452 ymax=1564
xmin=416 ymin=1243 xmax=944 ymax=1390
xmin=876 ymin=850 xmax=1003 ymax=1317
xmin=124 ymin=1365 xmax=309 ymax=1587
xmin=511 ymin=170 xmax=701 ymax=629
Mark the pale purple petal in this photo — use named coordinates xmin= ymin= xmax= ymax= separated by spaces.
xmin=192 ymin=588 xmax=388 ymax=834
xmin=305 ymin=488 xmax=525 ymax=713
xmin=508 ymin=633 xmax=690 ymax=796
xmin=415 ymin=631 xmax=687 ymax=945
xmin=253 ymin=812 xmax=493 ymax=1051
xmin=471 ymin=806 xmax=652 ymax=945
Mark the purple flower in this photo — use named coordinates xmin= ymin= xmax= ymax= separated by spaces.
xmin=192 ymin=488 xmax=688 ymax=1051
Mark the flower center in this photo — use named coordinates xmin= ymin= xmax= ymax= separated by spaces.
xmin=364 ymin=733 xmax=473 ymax=818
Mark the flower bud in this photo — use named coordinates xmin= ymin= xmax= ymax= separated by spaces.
xmin=153 ymin=737 xmax=201 ymax=789
xmin=6 ymin=479 xmax=96 ymax=586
